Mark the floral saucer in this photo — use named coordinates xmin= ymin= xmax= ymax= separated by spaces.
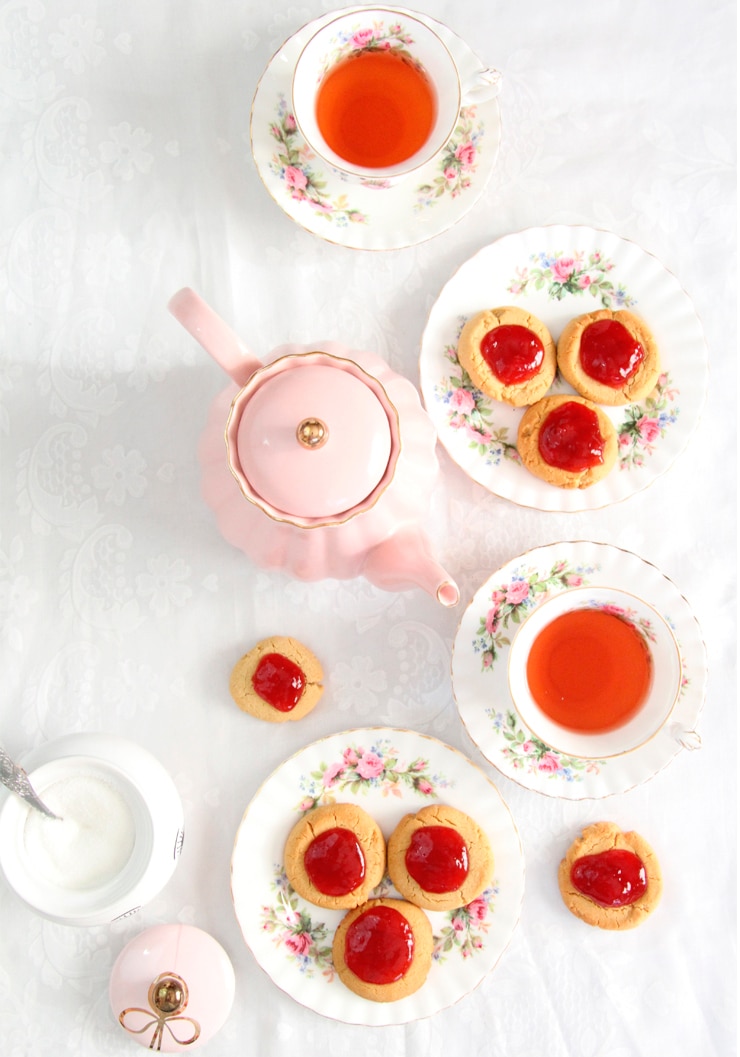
xmin=230 ymin=727 xmax=524 ymax=1025
xmin=249 ymin=11 xmax=502 ymax=250
xmin=452 ymin=541 xmax=707 ymax=799
xmin=419 ymin=225 xmax=709 ymax=510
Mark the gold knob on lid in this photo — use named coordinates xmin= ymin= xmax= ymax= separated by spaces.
xmin=296 ymin=417 xmax=329 ymax=449
xmin=149 ymin=973 xmax=189 ymax=1015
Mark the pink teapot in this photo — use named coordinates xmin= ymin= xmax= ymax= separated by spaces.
xmin=168 ymin=288 xmax=459 ymax=606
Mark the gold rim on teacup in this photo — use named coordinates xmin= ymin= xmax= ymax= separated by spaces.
xmin=507 ymin=586 xmax=684 ymax=760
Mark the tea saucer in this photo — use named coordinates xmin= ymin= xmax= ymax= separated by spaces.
xmin=419 ymin=225 xmax=709 ymax=510
xmin=452 ymin=541 xmax=707 ymax=800
xmin=249 ymin=10 xmax=502 ymax=250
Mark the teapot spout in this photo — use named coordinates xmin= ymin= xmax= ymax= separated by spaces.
xmin=362 ymin=527 xmax=459 ymax=607
xmin=168 ymin=287 xmax=263 ymax=386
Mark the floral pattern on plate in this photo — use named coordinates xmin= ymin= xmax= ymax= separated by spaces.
xmin=231 ymin=727 xmax=524 ymax=1026
xmin=507 ymin=248 xmax=637 ymax=308
xmin=452 ymin=542 xmax=707 ymax=799
xmin=250 ymin=13 xmax=501 ymax=249
xmin=295 ymin=735 xmax=452 ymax=811
xmin=420 ymin=226 xmax=708 ymax=510
xmin=259 ymin=865 xmax=500 ymax=976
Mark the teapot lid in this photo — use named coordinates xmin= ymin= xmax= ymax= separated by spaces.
xmin=229 ymin=354 xmax=397 ymax=522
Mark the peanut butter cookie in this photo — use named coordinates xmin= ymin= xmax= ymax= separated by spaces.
xmin=517 ymin=394 xmax=618 ymax=489
xmin=387 ymin=804 xmax=493 ymax=912
xmin=332 ymin=897 xmax=433 ymax=1002
xmin=284 ymin=802 xmax=386 ymax=910
xmin=457 ymin=306 xmax=556 ymax=407
xmin=558 ymin=821 xmax=662 ymax=930
xmin=229 ymin=635 xmax=323 ymax=722
xmin=557 ymin=309 xmax=660 ymax=406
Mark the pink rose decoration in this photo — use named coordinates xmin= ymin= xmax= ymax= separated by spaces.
xmin=352 ymin=29 xmax=375 ymax=47
xmin=565 ymin=574 xmax=583 ymax=586
xmin=577 ymin=274 xmax=592 ymax=288
xmin=451 ymin=916 xmax=465 ymax=932
xmin=299 ymin=797 xmax=315 ymax=812
xmin=505 ymin=580 xmax=530 ymax=605
xmin=417 ymin=779 xmax=434 ymax=795
xmin=284 ymin=114 xmax=297 ymax=132
xmin=444 ymin=166 xmax=457 ymax=181
xmin=538 ymin=753 xmax=561 ymax=773
xmin=551 ymin=257 xmax=576 ymax=282
xmin=637 ymin=416 xmax=661 ymax=444
xmin=285 ymin=932 xmax=312 ymax=956
xmin=465 ymin=424 xmax=492 ymax=444
xmin=284 ymin=165 xmax=308 ymax=190
xmin=521 ymin=740 xmax=534 ymax=754
xmin=455 ymin=142 xmax=476 ymax=168
xmin=343 ymin=747 xmax=359 ymax=766
xmin=466 ymin=897 xmax=488 ymax=922
xmin=322 ymin=761 xmax=345 ymax=787
xmin=450 ymin=387 xmax=476 ymax=414
xmin=619 ymin=433 xmax=631 ymax=448
xmin=356 ymin=751 xmax=384 ymax=779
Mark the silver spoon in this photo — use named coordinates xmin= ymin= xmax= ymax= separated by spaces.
xmin=0 ymin=744 xmax=62 ymax=820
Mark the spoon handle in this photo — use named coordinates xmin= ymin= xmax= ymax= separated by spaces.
xmin=0 ymin=746 xmax=61 ymax=820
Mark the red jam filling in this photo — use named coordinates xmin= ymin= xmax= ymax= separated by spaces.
xmin=303 ymin=827 xmax=366 ymax=896
xmin=344 ymin=905 xmax=414 ymax=985
xmin=579 ymin=319 xmax=644 ymax=387
xmin=251 ymin=653 xmax=306 ymax=712
xmin=480 ymin=324 xmax=545 ymax=384
xmin=571 ymin=848 xmax=648 ymax=907
xmin=405 ymin=826 xmax=469 ymax=893
xmin=538 ymin=400 xmax=605 ymax=471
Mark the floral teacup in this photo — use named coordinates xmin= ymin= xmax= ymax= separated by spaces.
xmin=292 ymin=6 xmax=501 ymax=188
xmin=508 ymin=587 xmax=684 ymax=759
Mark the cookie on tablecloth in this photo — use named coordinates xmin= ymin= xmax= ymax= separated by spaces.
xmin=229 ymin=636 xmax=323 ymax=722
xmin=558 ymin=821 xmax=662 ymax=930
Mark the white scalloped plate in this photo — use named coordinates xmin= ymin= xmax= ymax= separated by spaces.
xmin=452 ymin=541 xmax=708 ymax=799
xmin=231 ymin=727 xmax=524 ymax=1025
xmin=419 ymin=225 xmax=709 ymax=510
xmin=249 ymin=9 xmax=501 ymax=250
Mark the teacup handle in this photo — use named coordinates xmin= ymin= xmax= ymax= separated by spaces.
xmin=670 ymin=724 xmax=702 ymax=751
xmin=461 ymin=66 xmax=502 ymax=104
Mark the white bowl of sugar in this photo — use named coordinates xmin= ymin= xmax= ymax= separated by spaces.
xmin=0 ymin=733 xmax=184 ymax=926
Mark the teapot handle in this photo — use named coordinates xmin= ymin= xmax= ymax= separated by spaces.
xmin=168 ymin=288 xmax=263 ymax=386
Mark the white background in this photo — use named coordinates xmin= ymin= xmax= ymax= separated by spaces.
xmin=0 ymin=0 xmax=736 ymax=1055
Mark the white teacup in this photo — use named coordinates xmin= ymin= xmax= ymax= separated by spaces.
xmin=508 ymin=587 xmax=683 ymax=759
xmin=292 ymin=6 xmax=501 ymax=187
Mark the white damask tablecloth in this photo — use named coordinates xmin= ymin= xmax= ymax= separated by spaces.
xmin=0 ymin=0 xmax=736 ymax=1055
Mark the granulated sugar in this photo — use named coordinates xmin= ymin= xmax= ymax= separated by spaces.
xmin=23 ymin=773 xmax=136 ymax=890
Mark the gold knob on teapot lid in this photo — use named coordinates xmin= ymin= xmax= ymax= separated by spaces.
xmin=296 ymin=417 xmax=329 ymax=449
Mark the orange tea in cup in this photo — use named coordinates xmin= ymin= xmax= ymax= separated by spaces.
xmin=525 ymin=608 xmax=653 ymax=734
xmin=315 ymin=50 xmax=437 ymax=169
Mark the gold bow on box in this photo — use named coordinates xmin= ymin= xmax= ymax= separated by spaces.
xmin=119 ymin=972 xmax=201 ymax=1050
